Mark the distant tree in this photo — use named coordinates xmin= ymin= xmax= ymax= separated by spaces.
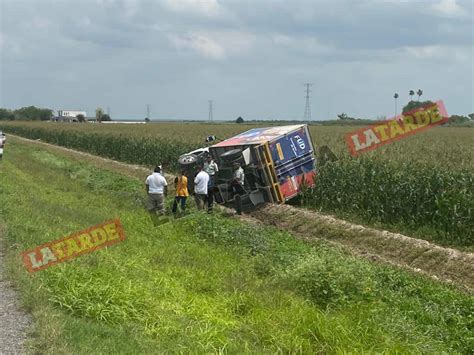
xmin=468 ymin=113 xmax=474 ymax=121
xmin=76 ymin=114 xmax=85 ymax=123
xmin=409 ymin=90 xmax=415 ymax=101
xmin=101 ymin=114 xmax=111 ymax=121
xmin=145 ymin=117 xmax=150 ymax=122
xmin=448 ymin=115 xmax=469 ymax=125
xmin=13 ymin=106 xmax=53 ymax=121
xmin=236 ymin=116 xmax=244 ymax=124
xmin=337 ymin=113 xmax=355 ymax=120
xmin=96 ymin=108 xmax=104 ymax=122
xmin=0 ymin=108 xmax=15 ymax=121
xmin=402 ymin=100 xmax=434 ymax=114
xmin=417 ymin=89 xmax=423 ymax=101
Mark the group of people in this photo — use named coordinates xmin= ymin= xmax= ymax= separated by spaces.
xmin=145 ymin=155 xmax=245 ymax=216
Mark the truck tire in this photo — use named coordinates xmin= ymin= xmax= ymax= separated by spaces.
xmin=220 ymin=149 xmax=242 ymax=162
xmin=178 ymin=154 xmax=198 ymax=166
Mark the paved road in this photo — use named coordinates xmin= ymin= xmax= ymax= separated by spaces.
xmin=0 ymin=228 xmax=31 ymax=354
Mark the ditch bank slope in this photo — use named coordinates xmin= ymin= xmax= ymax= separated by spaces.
xmin=250 ymin=204 xmax=474 ymax=291
xmin=9 ymin=135 xmax=474 ymax=292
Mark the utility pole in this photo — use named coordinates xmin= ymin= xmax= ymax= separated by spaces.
xmin=107 ymin=106 xmax=110 ymax=116
xmin=146 ymin=104 xmax=150 ymax=120
xmin=303 ymin=83 xmax=313 ymax=121
xmin=208 ymin=100 xmax=214 ymax=123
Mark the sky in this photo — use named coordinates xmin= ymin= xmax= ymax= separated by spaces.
xmin=0 ymin=0 xmax=472 ymax=120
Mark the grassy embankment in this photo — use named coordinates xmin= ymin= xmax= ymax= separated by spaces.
xmin=0 ymin=137 xmax=472 ymax=353
xmin=2 ymin=121 xmax=473 ymax=249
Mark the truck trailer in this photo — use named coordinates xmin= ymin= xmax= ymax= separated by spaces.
xmin=178 ymin=124 xmax=317 ymax=212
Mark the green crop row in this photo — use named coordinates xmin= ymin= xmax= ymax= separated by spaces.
xmin=300 ymin=157 xmax=473 ymax=247
xmin=3 ymin=125 xmax=198 ymax=170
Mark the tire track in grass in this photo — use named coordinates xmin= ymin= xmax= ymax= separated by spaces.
xmin=8 ymin=135 xmax=474 ymax=292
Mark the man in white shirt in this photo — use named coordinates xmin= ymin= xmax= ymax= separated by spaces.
xmin=145 ymin=166 xmax=168 ymax=215
xmin=194 ymin=165 xmax=209 ymax=210
xmin=203 ymin=156 xmax=219 ymax=212
xmin=204 ymin=156 xmax=219 ymax=177
xmin=232 ymin=162 xmax=245 ymax=215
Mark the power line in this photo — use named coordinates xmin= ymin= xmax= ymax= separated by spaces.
xmin=303 ymin=83 xmax=313 ymax=121
xmin=208 ymin=100 xmax=214 ymax=123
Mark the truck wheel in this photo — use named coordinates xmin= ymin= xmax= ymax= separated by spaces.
xmin=220 ymin=149 xmax=242 ymax=162
xmin=178 ymin=154 xmax=198 ymax=166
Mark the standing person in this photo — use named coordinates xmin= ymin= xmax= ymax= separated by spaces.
xmin=145 ymin=166 xmax=168 ymax=215
xmin=204 ymin=156 xmax=219 ymax=213
xmin=204 ymin=155 xmax=219 ymax=178
xmin=194 ymin=165 xmax=209 ymax=210
xmin=233 ymin=162 xmax=245 ymax=188
xmin=172 ymin=170 xmax=188 ymax=214
xmin=232 ymin=162 xmax=245 ymax=215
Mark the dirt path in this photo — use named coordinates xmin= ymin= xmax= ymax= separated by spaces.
xmin=8 ymin=135 xmax=474 ymax=292
xmin=0 ymin=225 xmax=31 ymax=354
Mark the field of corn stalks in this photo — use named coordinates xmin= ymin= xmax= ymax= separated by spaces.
xmin=2 ymin=121 xmax=473 ymax=248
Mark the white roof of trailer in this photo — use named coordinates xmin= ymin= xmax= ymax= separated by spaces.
xmin=213 ymin=125 xmax=306 ymax=147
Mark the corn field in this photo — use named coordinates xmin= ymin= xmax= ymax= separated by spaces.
xmin=301 ymin=157 xmax=473 ymax=246
xmin=2 ymin=121 xmax=473 ymax=247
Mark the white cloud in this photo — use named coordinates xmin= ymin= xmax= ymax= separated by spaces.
xmin=95 ymin=0 xmax=115 ymax=5
xmin=272 ymin=34 xmax=333 ymax=55
xmin=162 ymin=0 xmax=220 ymax=16
xmin=432 ymin=0 xmax=467 ymax=17
xmin=168 ymin=31 xmax=255 ymax=60
xmin=122 ymin=0 xmax=140 ymax=17
xmin=77 ymin=16 xmax=92 ymax=28
xmin=404 ymin=45 xmax=444 ymax=59
xmin=403 ymin=44 xmax=469 ymax=62
xmin=168 ymin=33 xmax=225 ymax=59
xmin=0 ymin=33 xmax=22 ymax=55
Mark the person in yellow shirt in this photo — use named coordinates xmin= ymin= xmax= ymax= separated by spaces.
xmin=172 ymin=170 xmax=189 ymax=214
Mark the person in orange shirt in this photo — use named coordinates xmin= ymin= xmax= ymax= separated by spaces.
xmin=172 ymin=170 xmax=189 ymax=214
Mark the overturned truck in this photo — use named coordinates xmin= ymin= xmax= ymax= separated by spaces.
xmin=178 ymin=124 xmax=317 ymax=212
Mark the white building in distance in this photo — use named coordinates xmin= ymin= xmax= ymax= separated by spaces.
xmin=58 ymin=110 xmax=86 ymax=118
xmin=54 ymin=110 xmax=87 ymax=122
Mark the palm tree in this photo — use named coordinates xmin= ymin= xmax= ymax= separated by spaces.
xmin=394 ymin=93 xmax=399 ymax=117
xmin=409 ymin=90 xmax=415 ymax=101
xmin=417 ymin=89 xmax=423 ymax=101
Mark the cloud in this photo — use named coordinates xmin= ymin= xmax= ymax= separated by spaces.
xmin=168 ymin=31 xmax=255 ymax=60
xmin=161 ymin=0 xmax=220 ymax=16
xmin=432 ymin=0 xmax=468 ymax=17
xmin=0 ymin=32 xmax=22 ymax=55
xmin=403 ymin=44 xmax=470 ymax=63
xmin=122 ymin=0 xmax=140 ymax=17
xmin=1 ymin=0 xmax=472 ymax=118
xmin=168 ymin=33 xmax=225 ymax=59
xmin=404 ymin=45 xmax=446 ymax=59
xmin=272 ymin=34 xmax=333 ymax=55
